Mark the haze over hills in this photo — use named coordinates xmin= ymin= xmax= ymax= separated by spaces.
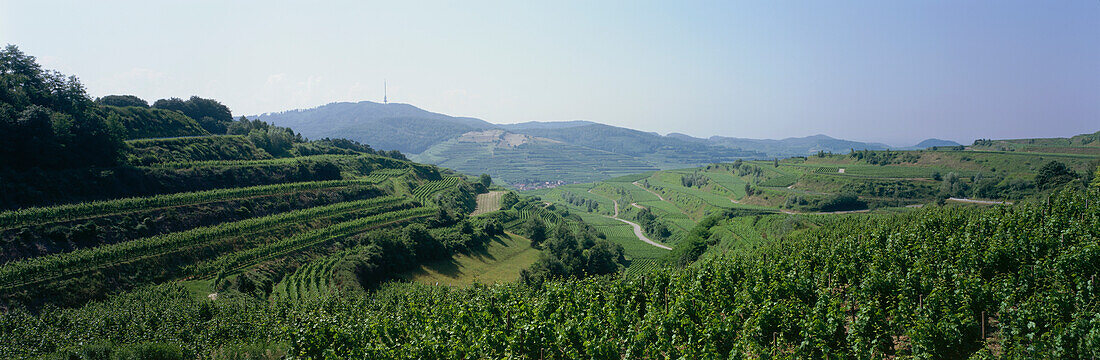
xmin=910 ymin=138 xmax=963 ymax=149
xmin=254 ymin=101 xmax=494 ymax=154
xmin=256 ymin=101 xmax=971 ymax=185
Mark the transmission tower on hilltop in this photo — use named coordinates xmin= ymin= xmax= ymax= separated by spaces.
xmin=383 ymin=80 xmax=387 ymax=104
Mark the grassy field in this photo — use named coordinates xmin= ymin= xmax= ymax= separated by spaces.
xmin=397 ymin=232 xmax=539 ymax=286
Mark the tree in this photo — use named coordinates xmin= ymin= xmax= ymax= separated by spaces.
xmin=96 ymin=95 xmax=148 ymax=108
xmin=1083 ymin=160 xmax=1098 ymax=187
xmin=152 ymin=96 xmax=232 ymax=133
xmin=1035 ymin=160 xmax=1077 ymax=190
xmin=500 ymin=192 xmax=519 ymax=209
xmin=523 ymin=217 xmax=547 ymax=247
xmin=478 ymin=174 xmax=492 ymax=188
xmin=0 ymin=45 xmax=124 ymax=170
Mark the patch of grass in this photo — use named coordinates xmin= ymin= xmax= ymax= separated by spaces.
xmin=179 ymin=279 xmax=215 ymax=299
xmin=398 ymin=233 xmax=539 ymax=286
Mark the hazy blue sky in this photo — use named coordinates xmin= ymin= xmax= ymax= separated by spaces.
xmin=2 ymin=1 xmax=1097 ymax=146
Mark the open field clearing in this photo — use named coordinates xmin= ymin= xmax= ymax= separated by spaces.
xmin=398 ymin=233 xmax=539 ymax=286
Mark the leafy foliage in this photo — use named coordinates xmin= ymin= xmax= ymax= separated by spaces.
xmin=152 ymin=96 xmax=232 ymax=134
xmin=5 ymin=189 xmax=1095 ymax=358
xmin=95 ymin=94 xmax=149 ymax=108
xmin=102 ymin=105 xmax=209 ymax=139
xmin=1035 ymin=160 xmax=1078 ymax=189
xmin=0 ymin=45 xmax=126 ymax=170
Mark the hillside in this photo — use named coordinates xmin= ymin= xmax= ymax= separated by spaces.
xmin=0 ymin=47 xmax=629 ymax=319
xmin=413 ymin=129 xmax=660 ymax=185
xmin=506 ymin=123 xmax=766 ymax=167
xmin=530 ymin=146 xmax=1100 ymax=249
xmin=253 ymin=101 xmax=495 ymax=154
xmin=972 ymin=130 xmax=1100 ymax=155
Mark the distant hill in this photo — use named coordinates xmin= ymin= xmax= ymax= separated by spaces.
xmin=705 ymin=134 xmax=891 ymax=158
xmin=914 ymin=138 xmax=962 ymax=148
xmin=507 ymin=123 xmax=764 ymax=165
xmin=412 ymin=129 xmax=658 ymax=184
xmin=906 ymin=138 xmax=962 ymax=149
xmin=253 ymin=101 xmax=987 ymax=185
xmin=499 ymin=120 xmax=597 ymax=130
xmin=253 ymin=101 xmax=494 ymax=154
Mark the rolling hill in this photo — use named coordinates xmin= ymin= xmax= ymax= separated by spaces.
xmin=255 ymin=102 xmax=908 ymax=186
xmin=253 ymin=101 xmax=495 ymax=154
xmin=412 ymin=129 xmax=659 ymax=185
xmin=911 ymin=138 xmax=962 ymax=149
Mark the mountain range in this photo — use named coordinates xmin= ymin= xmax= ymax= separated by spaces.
xmin=254 ymin=101 xmax=959 ymax=184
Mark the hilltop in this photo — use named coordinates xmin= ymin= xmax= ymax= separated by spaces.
xmin=911 ymin=138 xmax=963 ymax=149
xmin=253 ymin=101 xmax=494 ymax=154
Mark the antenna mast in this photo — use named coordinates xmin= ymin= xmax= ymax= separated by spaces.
xmin=383 ymin=80 xmax=387 ymax=104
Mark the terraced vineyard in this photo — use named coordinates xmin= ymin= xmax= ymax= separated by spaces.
xmin=412 ymin=176 xmax=461 ymax=202
xmin=623 ymin=258 xmax=665 ymax=277
xmin=0 ymin=132 xmax=483 ymax=308
xmin=272 ymin=253 xmax=348 ymax=302
xmin=0 ymin=179 xmax=378 ymax=229
xmin=0 ymin=196 xmax=414 ymax=290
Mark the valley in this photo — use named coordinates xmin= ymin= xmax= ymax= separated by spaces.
xmin=0 ymin=40 xmax=1097 ymax=359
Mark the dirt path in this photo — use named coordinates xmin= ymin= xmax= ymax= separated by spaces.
xmin=948 ymin=197 xmax=1013 ymax=205
xmin=631 ymin=181 xmax=693 ymax=217
xmin=632 ymin=181 xmax=667 ymax=201
xmin=589 ymin=188 xmax=671 ymax=251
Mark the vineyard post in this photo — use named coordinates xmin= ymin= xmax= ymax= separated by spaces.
xmin=981 ymin=311 xmax=985 ymax=339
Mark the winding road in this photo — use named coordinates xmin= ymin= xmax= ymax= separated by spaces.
xmin=948 ymin=197 xmax=1013 ymax=205
xmin=588 ymin=188 xmax=672 ymax=251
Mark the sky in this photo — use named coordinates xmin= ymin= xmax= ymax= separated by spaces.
xmin=2 ymin=1 xmax=1098 ymax=146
